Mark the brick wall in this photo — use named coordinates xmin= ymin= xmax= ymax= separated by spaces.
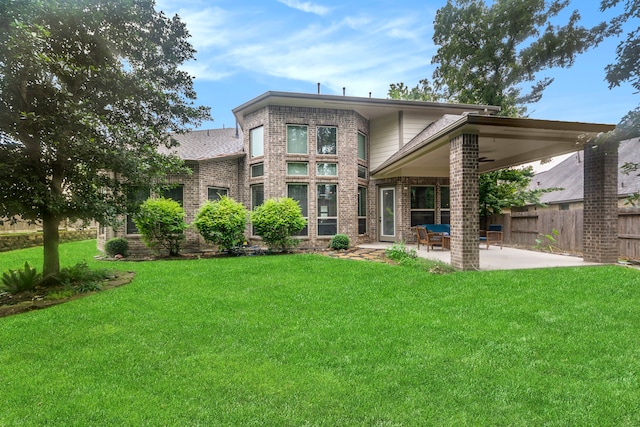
xmin=450 ymin=134 xmax=479 ymax=270
xmin=583 ymin=140 xmax=619 ymax=263
xmin=242 ymin=105 xmax=371 ymax=248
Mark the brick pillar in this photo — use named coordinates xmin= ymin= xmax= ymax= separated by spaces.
xmin=583 ymin=140 xmax=618 ymax=263
xmin=450 ymin=134 xmax=479 ymax=270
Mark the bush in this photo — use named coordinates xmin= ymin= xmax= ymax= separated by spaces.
xmin=385 ymin=241 xmax=417 ymax=263
xmin=251 ymin=198 xmax=307 ymax=252
xmin=194 ymin=196 xmax=248 ymax=252
xmin=329 ymin=234 xmax=350 ymax=250
xmin=1 ymin=262 xmax=41 ymax=294
xmin=105 ymin=237 xmax=129 ymax=257
xmin=133 ymin=197 xmax=187 ymax=256
xmin=57 ymin=261 xmax=112 ymax=286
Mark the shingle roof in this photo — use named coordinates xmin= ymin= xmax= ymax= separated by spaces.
xmin=530 ymin=138 xmax=640 ymax=204
xmin=160 ymin=128 xmax=244 ymax=161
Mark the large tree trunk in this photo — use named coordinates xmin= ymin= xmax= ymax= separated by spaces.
xmin=42 ymin=213 xmax=61 ymax=277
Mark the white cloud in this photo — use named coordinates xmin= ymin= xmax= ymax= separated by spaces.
xmin=277 ymin=0 xmax=331 ymax=16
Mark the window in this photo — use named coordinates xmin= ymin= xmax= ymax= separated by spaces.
xmin=410 ymin=186 xmax=435 ymax=226
xmin=287 ymin=162 xmax=308 ymax=176
xmin=357 ymin=132 xmax=367 ymax=160
xmin=316 ymin=162 xmax=337 ymax=176
xmin=560 ymin=203 xmax=570 ymax=211
xmin=287 ymin=125 xmax=308 ymax=154
xmin=251 ymin=163 xmax=264 ymax=177
xmin=317 ymin=126 xmax=337 ymax=155
xmin=208 ymin=187 xmax=228 ymax=201
xmin=126 ymin=188 xmax=151 ymax=234
xmin=251 ymin=184 xmax=264 ymax=210
xmin=358 ymin=165 xmax=367 ymax=179
xmin=163 ymin=185 xmax=184 ymax=205
xmin=251 ymin=184 xmax=264 ymax=235
xmin=250 ymin=126 xmax=264 ymax=158
xmin=317 ymin=184 xmax=337 ymax=236
xmin=358 ymin=186 xmax=367 ymax=234
xmin=440 ymin=186 xmax=450 ymax=224
xmin=288 ymin=184 xmax=308 ymax=236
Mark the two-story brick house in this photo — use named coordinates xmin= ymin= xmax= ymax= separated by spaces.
xmin=98 ymin=91 xmax=617 ymax=270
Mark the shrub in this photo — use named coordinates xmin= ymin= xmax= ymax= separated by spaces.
xmin=194 ymin=196 xmax=248 ymax=252
xmin=1 ymin=262 xmax=41 ymax=294
xmin=133 ymin=197 xmax=187 ymax=256
xmin=105 ymin=238 xmax=129 ymax=257
xmin=57 ymin=261 xmax=112 ymax=285
xmin=251 ymin=198 xmax=307 ymax=252
xmin=385 ymin=241 xmax=417 ymax=263
xmin=329 ymin=234 xmax=350 ymax=250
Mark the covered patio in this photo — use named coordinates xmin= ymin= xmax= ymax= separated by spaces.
xmin=372 ymin=114 xmax=617 ymax=270
xmin=359 ymin=243 xmax=601 ymax=270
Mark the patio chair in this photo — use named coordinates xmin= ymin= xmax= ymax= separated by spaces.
xmin=485 ymin=224 xmax=503 ymax=249
xmin=415 ymin=226 xmax=445 ymax=252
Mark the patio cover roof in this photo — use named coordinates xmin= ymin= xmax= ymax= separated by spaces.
xmin=372 ymin=114 xmax=616 ymax=178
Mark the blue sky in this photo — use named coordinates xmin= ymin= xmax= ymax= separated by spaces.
xmin=156 ymin=0 xmax=637 ymax=131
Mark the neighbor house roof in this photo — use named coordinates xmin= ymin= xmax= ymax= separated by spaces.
xmin=530 ymin=138 xmax=640 ymax=204
xmin=161 ymin=128 xmax=244 ymax=161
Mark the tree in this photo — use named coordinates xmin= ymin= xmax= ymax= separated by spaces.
xmin=251 ymin=198 xmax=307 ymax=252
xmin=479 ymin=167 xmax=560 ymax=219
xmin=388 ymin=79 xmax=445 ymax=102
xmin=0 ymin=0 xmax=210 ymax=275
xmin=133 ymin=197 xmax=187 ymax=256
xmin=194 ymin=196 xmax=248 ymax=252
xmin=390 ymin=0 xmax=608 ymax=116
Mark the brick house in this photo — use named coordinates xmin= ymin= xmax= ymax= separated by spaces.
xmin=98 ymin=91 xmax=617 ymax=270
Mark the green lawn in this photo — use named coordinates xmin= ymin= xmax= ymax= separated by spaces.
xmin=1 ymin=241 xmax=639 ymax=426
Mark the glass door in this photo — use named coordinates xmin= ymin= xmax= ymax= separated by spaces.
xmin=380 ymin=187 xmax=395 ymax=241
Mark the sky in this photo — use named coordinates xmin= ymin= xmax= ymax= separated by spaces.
xmin=155 ymin=0 xmax=637 ymax=169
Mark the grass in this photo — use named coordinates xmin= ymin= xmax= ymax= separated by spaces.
xmin=1 ymin=241 xmax=639 ymax=426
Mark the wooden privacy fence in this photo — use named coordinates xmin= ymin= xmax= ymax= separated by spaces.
xmin=487 ymin=207 xmax=640 ymax=260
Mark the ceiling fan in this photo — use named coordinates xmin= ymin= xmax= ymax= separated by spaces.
xmin=478 ymin=156 xmax=495 ymax=163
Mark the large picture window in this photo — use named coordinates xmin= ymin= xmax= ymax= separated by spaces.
xmin=250 ymin=126 xmax=264 ymax=158
xmin=287 ymin=125 xmax=308 ymax=154
xmin=288 ymin=184 xmax=308 ymax=236
xmin=410 ymin=186 xmax=435 ymax=226
xmin=317 ymin=126 xmax=337 ymax=155
xmin=317 ymin=184 xmax=337 ymax=236
xmin=358 ymin=186 xmax=367 ymax=234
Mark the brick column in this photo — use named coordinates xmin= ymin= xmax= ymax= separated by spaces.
xmin=583 ymin=140 xmax=618 ymax=263
xmin=450 ymin=133 xmax=479 ymax=270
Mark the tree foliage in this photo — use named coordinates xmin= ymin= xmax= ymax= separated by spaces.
xmin=390 ymin=0 xmax=607 ymax=117
xmin=133 ymin=197 xmax=187 ymax=256
xmin=194 ymin=196 xmax=248 ymax=252
xmin=479 ymin=167 xmax=560 ymax=217
xmin=251 ymin=198 xmax=307 ymax=252
xmin=0 ymin=0 xmax=210 ymax=275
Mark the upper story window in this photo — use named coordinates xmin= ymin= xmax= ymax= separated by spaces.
xmin=317 ymin=126 xmax=337 ymax=155
xmin=287 ymin=125 xmax=308 ymax=154
xmin=357 ymin=132 xmax=367 ymax=161
xmin=287 ymin=162 xmax=308 ymax=176
xmin=250 ymin=126 xmax=264 ymax=158
xmin=316 ymin=163 xmax=337 ymax=176
xmin=251 ymin=163 xmax=264 ymax=177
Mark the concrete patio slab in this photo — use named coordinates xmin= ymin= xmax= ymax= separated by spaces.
xmin=358 ymin=243 xmax=603 ymax=271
